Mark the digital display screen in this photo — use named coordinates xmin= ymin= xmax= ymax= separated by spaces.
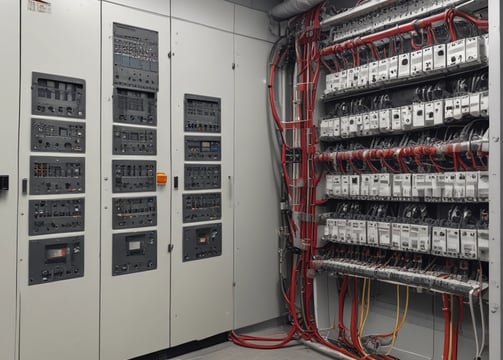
xmin=128 ymin=240 xmax=141 ymax=251
xmin=126 ymin=235 xmax=144 ymax=255
xmin=45 ymin=245 xmax=68 ymax=263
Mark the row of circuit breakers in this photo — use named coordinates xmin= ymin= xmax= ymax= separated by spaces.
xmin=28 ymin=23 xmax=223 ymax=285
xmin=318 ymin=11 xmax=490 ymax=275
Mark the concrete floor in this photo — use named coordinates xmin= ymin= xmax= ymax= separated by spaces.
xmin=174 ymin=324 xmax=332 ymax=360
xmin=174 ymin=341 xmax=330 ymax=360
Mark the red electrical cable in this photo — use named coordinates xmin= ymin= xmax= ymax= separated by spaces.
xmin=364 ymin=155 xmax=380 ymax=173
xmin=320 ymin=9 xmax=488 ymax=57
xmin=381 ymin=158 xmax=399 ymax=174
xmin=349 ymin=158 xmax=362 ymax=174
xmin=452 ymin=146 xmax=459 ymax=171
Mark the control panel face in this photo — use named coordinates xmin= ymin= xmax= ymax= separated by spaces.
xmin=113 ymin=23 xmax=159 ymax=91
xmin=29 ymin=236 xmax=84 ymax=285
xmin=184 ymin=164 xmax=221 ymax=190
xmin=113 ymin=88 xmax=157 ymax=126
xmin=32 ymin=72 xmax=86 ymax=118
xmin=29 ymin=198 xmax=85 ymax=236
xmin=184 ymin=94 xmax=221 ymax=133
xmin=183 ymin=223 xmax=222 ymax=262
xmin=112 ymin=196 xmax=157 ymax=229
xmin=112 ymin=230 xmax=157 ymax=275
xmin=30 ymin=156 xmax=85 ymax=195
xmin=31 ymin=118 xmax=85 ymax=153
xmin=113 ymin=125 xmax=157 ymax=155
xmin=184 ymin=136 xmax=221 ymax=161
xmin=112 ymin=160 xmax=156 ymax=193
xmin=183 ymin=192 xmax=221 ymax=223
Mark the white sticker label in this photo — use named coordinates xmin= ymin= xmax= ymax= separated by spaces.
xmin=28 ymin=0 xmax=51 ymax=13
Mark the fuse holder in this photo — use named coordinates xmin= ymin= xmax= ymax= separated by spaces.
xmin=156 ymin=172 xmax=168 ymax=185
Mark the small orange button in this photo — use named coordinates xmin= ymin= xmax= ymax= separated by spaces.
xmin=156 ymin=172 xmax=168 ymax=185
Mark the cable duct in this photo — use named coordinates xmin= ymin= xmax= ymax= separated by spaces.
xmin=270 ymin=0 xmax=325 ymax=21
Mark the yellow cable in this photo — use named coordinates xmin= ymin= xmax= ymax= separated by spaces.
xmin=360 ymin=279 xmax=367 ymax=331
xmin=397 ymin=286 xmax=409 ymax=332
xmin=357 ymin=279 xmax=372 ymax=359
xmin=360 ymin=279 xmax=371 ymax=335
xmin=448 ymin=294 xmax=454 ymax=360
xmin=385 ymin=285 xmax=401 ymax=356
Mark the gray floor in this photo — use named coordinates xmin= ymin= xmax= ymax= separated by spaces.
xmin=174 ymin=341 xmax=329 ymax=360
xmin=174 ymin=324 xmax=332 ymax=360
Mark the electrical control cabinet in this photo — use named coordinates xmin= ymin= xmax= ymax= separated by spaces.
xmin=183 ymin=192 xmax=221 ymax=223
xmin=18 ymin=2 xmax=101 ymax=359
xmin=170 ymin=18 xmax=234 ymax=347
xmin=100 ymin=5 xmax=170 ymax=360
xmin=182 ymin=223 xmax=222 ymax=262
xmin=29 ymin=198 xmax=85 ymax=235
xmin=113 ymin=88 xmax=157 ymax=126
xmin=184 ymin=135 xmax=221 ymax=161
xmin=112 ymin=196 xmax=157 ymax=229
xmin=113 ymin=23 xmax=159 ymax=91
xmin=184 ymin=94 xmax=221 ymax=133
xmin=184 ymin=164 xmax=221 ymax=190
xmin=314 ymin=1 xmax=492 ymax=359
xmin=30 ymin=156 xmax=85 ymax=195
xmin=113 ymin=125 xmax=157 ymax=155
xmin=31 ymin=118 xmax=85 ymax=153
xmin=112 ymin=160 xmax=156 ymax=193
xmin=112 ymin=230 xmax=157 ymax=275
xmin=0 ymin=3 xmax=18 ymax=358
xmin=32 ymin=72 xmax=86 ymax=119
xmin=29 ymin=236 xmax=84 ymax=285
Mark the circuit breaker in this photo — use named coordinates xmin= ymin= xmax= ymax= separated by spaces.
xmin=314 ymin=1 xmax=490 ymax=358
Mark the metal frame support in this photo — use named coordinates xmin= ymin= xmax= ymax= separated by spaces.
xmin=488 ymin=1 xmax=501 ymax=359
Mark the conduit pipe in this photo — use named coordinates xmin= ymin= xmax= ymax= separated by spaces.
xmin=270 ymin=0 xmax=325 ymax=21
